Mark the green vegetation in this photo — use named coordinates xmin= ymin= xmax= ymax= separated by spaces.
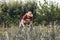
xmin=0 ymin=0 xmax=60 ymax=27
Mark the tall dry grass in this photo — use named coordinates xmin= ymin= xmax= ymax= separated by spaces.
xmin=0 ymin=24 xmax=60 ymax=40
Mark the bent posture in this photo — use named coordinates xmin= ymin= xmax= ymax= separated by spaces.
xmin=19 ymin=11 xmax=33 ymax=30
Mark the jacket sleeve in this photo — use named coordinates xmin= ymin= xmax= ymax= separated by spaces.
xmin=22 ymin=14 xmax=27 ymax=20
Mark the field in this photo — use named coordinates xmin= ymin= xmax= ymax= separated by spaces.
xmin=0 ymin=25 xmax=60 ymax=40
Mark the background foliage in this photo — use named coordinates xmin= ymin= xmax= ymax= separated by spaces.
xmin=0 ymin=0 xmax=60 ymax=27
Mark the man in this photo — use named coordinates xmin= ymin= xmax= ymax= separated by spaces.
xmin=19 ymin=11 xmax=33 ymax=30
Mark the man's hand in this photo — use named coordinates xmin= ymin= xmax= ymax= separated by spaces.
xmin=26 ymin=19 xmax=30 ymax=21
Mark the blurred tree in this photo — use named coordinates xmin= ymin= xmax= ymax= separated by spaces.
xmin=0 ymin=0 xmax=60 ymax=27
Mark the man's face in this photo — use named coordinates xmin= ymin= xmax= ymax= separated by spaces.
xmin=27 ymin=11 xmax=33 ymax=17
xmin=28 ymin=11 xmax=32 ymax=15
